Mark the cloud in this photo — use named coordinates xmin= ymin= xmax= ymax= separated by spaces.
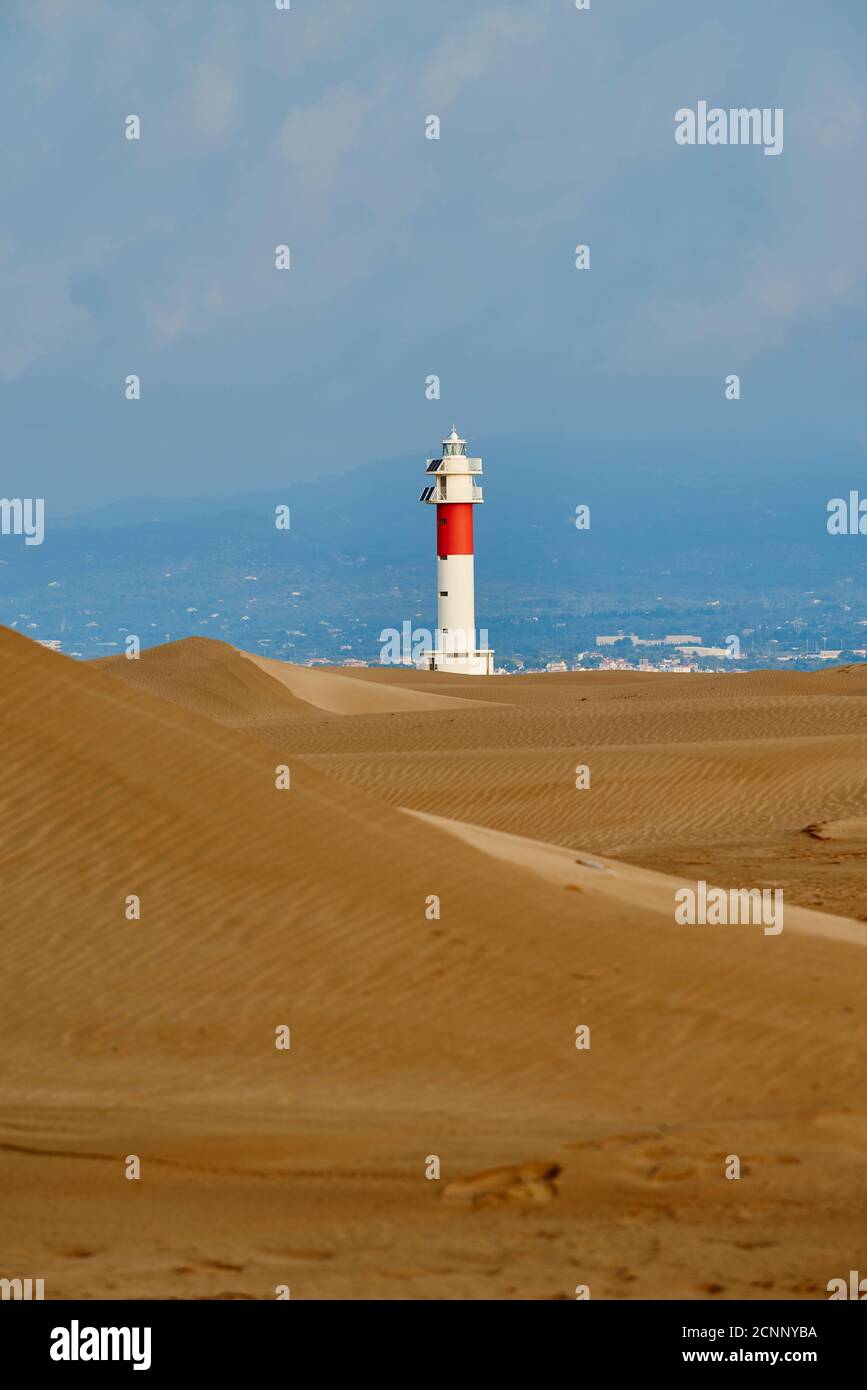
xmin=188 ymin=61 xmax=239 ymax=144
xmin=146 ymin=292 xmax=194 ymax=345
xmin=0 ymin=243 xmax=90 ymax=381
xmin=420 ymin=5 xmax=550 ymax=108
xmin=20 ymin=0 xmax=101 ymax=25
xmin=275 ymin=84 xmax=372 ymax=193
xmin=614 ymin=69 xmax=867 ymax=370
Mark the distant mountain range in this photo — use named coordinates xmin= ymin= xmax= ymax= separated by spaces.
xmin=3 ymin=434 xmax=866 ymax=664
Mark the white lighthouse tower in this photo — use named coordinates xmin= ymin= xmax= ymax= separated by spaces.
xmin=418 ymin=427 xmax=494 ymax=675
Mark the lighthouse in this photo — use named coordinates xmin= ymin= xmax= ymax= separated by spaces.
xmin=418 ymin=427 xmax=494 ymax=675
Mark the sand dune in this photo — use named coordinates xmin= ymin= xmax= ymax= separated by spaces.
xmin=406 ymin=810 xmax=867 ymax=946
xmin=96 ymin=637 xmax=324 ymax=723
xmin=244 ymin=662 xmax=867 ymax=920
xmin=242 ymin=650 xmax=488 ymax=716
xmin=99 ymin=637 xmax=487 ymax=719
xmin=3 ymin=629 xmax=867 ymax=1300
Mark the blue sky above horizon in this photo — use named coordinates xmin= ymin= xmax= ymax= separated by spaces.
xmin=2 ymin=0 xmax=866 ymax=515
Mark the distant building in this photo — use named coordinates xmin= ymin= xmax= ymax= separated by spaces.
xmin=597 ymin=633 xmax=704 ymax=649
xmin=675 ymin=645 xmax=733 ymax=659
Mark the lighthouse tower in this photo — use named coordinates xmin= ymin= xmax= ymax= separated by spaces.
xmin=418 ymin=427 xmax=494 ymax=675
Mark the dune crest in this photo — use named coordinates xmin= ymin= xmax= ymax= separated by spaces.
xmin=404 ymin=810 xmax=867 ymax=946
xmin=241 ymin=650 xmax=488 ymax=716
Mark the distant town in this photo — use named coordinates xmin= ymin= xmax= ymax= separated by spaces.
xmin=5 ymin=489 xmax=867 ymax=676
xmin=29 ymin=624 xmax=867 ymax=675
xmin=527 ymin=631 xmax=867 ymax=675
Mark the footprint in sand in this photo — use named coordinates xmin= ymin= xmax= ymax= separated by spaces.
xmin=441 ymin=1161 xmax=561 ymax=1208
xmin=178 ymin=1257 xmax=245 ymax=1273
xmin=804 ymin=818 xmax=867 ymax=841
xmin=638 ymin=1142 xmax=699 ymax=1182
xmin=191 ymin=1292 xmax=255 ymax=1300
xmin=646 ymin=1164 xmax=698 ymax=1182
xmin=259 ymin=1248 xmax=335 ymax=1263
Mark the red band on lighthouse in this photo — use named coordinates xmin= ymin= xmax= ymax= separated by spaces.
xmin=436 ymin=503 xmax=474 ymax=557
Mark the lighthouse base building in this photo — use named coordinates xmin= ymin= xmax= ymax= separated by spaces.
xmin=418 ymin=428 xmax=494 ymax=676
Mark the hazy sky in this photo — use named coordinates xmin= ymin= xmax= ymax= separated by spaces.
xmin=2 ymin=0 xmax=866 ymax=514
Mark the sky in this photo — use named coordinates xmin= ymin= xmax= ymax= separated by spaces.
xmin=1 ymin=0 xmax=866 ymax=515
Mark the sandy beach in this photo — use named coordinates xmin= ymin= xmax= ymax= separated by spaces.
xmin=2 ymin=629 xmax=866 ymax=1300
